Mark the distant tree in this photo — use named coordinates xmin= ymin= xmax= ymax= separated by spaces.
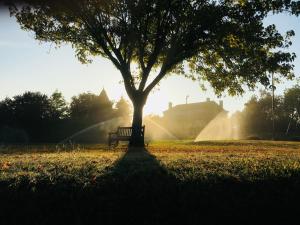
xmin=0 ymin=98 xmax=27 ymax=143
xmin=115 ymin=97 xmax=131 ymax=124
xmin=0 ymin=98 xmax=13 ymax=127
xmin=0 ymin=90 xmax=120 ymax=143
xmin=49 ymin=90 xmax=69 ymax=120
xmin=70 ymin=90 xmax=113 ymax=125
xmin=70 ymin=93 xmax=100 ymax=123
xmin=68 ymin=90 xmax=116 ymax=142
xmin=284 ymin=85 xmax=300 ymax=133
xmin=241 ymin=90 xmax=287 ymax=138
xmin=9 ymin=92 xmax=53 ymax=142
xmin=9 ymin=0 xmax=300 ymax=146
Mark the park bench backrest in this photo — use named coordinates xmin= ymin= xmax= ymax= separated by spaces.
xmin=117 ymin=127 xmax=132 ymax=137
xmin=116 ymin=126 xmax=145 ymax=138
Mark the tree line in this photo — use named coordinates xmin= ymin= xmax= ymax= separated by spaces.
xmin=0 ymin=90 xmax=131 ymax=143
xmin=236 ymin=85 xmax=300 ymax=140
xmin=1 ymin=85 xmax=300 ymax=143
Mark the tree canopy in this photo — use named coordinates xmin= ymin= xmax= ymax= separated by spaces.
xmin=284 ymin=85 xmax=300 ymax=124
xmin=9 ymin=0 xmax=300 ymax=97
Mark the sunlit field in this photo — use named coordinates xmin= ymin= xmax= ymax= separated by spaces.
xmin=1 ymin=141 xmax=300 ymax=225
xmin=2 ymin=140 xmax=300 ymax=181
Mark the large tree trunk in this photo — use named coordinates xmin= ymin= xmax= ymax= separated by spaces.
xmin=129 ymin=93 xmax=146 ymax=147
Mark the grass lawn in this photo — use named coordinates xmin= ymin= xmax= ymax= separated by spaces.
xmin=1 ymin=140 xmax=300 ymax=225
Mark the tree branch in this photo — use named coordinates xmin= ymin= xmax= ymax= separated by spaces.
xmin=144 ymin=34 xmax=179 ymax=94
xmin=144 ymin=62 xmax=168 ymax=94
xmin=79 ymin=8 xmax=137 ymax=94
xmin=138 ymin=10 xmax=167 ymax=91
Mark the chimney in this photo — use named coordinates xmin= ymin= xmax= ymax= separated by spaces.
xmin=206 ymin=98 xmax=210 ymax=102
xmin=169 ymin=102 xmax=173 ymax=110
xmin=219 ymin=100 xmax=223 ymax=108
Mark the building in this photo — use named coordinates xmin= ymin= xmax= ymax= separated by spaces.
xmin=161 ymin=98 xmax=226 ymax=139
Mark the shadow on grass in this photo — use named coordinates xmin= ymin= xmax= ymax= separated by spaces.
xmin=93 ymin=147 xmax=180 ymax=224
xmin=1 ymin=147 xmax=300 ymax=225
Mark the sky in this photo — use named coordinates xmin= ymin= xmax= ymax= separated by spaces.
xmin=0 ymin=8 xmax=299 ymax=116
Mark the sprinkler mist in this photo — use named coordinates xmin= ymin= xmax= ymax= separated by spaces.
xmin=194 ymin=111 xmax=240 ymax=142
xmin=57 ymin=116 xmax=179 ymax=149
xmin=144 ymin=117 xmax=178 ymax=140
xmin=59 ymin=117 xmax=124 ymax=144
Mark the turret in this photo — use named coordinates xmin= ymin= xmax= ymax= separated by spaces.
xmin=99 ymin=88 xmax=111 ymax=105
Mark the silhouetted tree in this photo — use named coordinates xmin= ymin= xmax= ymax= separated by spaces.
xmin=9 ymin=0 xmax=300 ymax=146
xmin=0 ymin=89 xmax=126 ymax=143
xmin=70 ymin=90 xmax=113 ymax=125
xmin=50 ymin=90 xmax=69 ymax=120
xmin=240 ymin=91 xmax=288 ymax=139
xmin=0 ymin=98 xmax=13 ymax=127
xmin=0 ymin=98 xmax=28 ymax=143
xmin=284 ymin=85 xmax=300 ymax=133
xmin=68 ymin=90 xmax=116 ymax=142
xmin=115 ymin=97 xmax=131 ymax=124
xmin=9 ymin=92 xmax=53 ymax=142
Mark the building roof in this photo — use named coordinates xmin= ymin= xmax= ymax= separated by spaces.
xmin=164 ymin=101 xmax=224 ymax=114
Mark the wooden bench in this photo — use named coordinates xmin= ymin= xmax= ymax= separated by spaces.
xmin=108 ymin=126 xmax=145 ymax=148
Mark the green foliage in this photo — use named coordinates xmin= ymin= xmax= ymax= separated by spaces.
xmin=0 ymin=91 xmax=69 ymax=142
xmin=70 ymin=92 xmax=113 ymax=123
xmin=284 ymin=85 xmax=300 ymax=123
xmin=49 ymin=90 xmax=69 ymax=119
xmin=0 ymin=98 xmax=13 ymax=126
xmin=237 ymin=87 xmax=300 ymax=138
xmin=9 ymin=0 xmax=299 ymax=99
xmin=115 ymin=96 xmax=131 ymax=122
xmin=0 ymin=90 xmax=130 ymax=143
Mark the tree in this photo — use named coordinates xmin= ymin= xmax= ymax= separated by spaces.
xmin=115 ymin=97 xmax=131 ymax=124
xmin=284 ymin=85 xmax=300 ymax=133
xmin=68 ymin=91 xmax=115 ymax=142
xmin=240 ymin=90 xmax=287 ymax=138
xmin=49 ymin=90 xmax=69 ymax=120
xmin=70 ymin=91 xmax=114 ymax=125
xmin=10 ymin=92 xmax=53 ymax=142
xmin=8 ymin=0 xmax=300 ymax=146
xmin=0 ymin=98 xmax=13 ymax=127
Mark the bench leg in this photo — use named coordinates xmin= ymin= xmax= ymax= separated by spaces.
xmin=108 ymin=139 xmax=118 ymax=150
